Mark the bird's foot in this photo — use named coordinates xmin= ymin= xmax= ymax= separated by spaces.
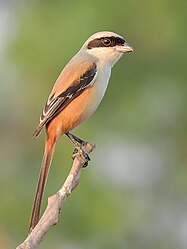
xmin=72 ymin=146 xmax=91 ymax=167
xmin=66 ymin=132 xmax=91 ymax=167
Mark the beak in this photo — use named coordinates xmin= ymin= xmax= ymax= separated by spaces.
xmin=116 ymin=42 xmax=133 ymax=53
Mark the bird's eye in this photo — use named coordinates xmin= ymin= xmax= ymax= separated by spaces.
xmin=102 ymin=38 xmax=112 ymax=47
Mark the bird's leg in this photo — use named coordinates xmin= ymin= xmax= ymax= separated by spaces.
xmin=66 ymin=132 xmax=91 ymax=167
xmin=66 ymin=132 xmax=85 ymax=145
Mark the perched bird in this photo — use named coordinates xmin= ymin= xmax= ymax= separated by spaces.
xmin=29 ymin=31 xmax=133 ymax=231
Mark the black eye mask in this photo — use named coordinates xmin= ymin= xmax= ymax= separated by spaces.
xmin=87 ymin=36 xmax=125 ymax=49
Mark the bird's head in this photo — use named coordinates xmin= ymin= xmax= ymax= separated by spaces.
xmin=81 ymin=31 xmax=133 ymax=67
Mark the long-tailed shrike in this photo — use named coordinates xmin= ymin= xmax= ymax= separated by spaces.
xmin=29 ymin=31 xmax=133 ymax=231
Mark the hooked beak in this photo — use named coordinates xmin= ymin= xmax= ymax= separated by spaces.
xmin=116 ymin=42 xmax=133 ymax=54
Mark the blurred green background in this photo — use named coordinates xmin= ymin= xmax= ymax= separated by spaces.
xmin=0 ymin=0 xmax=187 ymax=248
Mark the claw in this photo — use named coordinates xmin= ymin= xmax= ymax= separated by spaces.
xmin=71 ymin=148 xmax=78 ymax=160
xmin=71 ymin=146 xmax=91 ymax=167
xmin=82 ymin=149 xmax=91 ymax=161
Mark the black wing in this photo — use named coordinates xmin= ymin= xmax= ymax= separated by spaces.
xmin=33 ymin=63 xmax=97 ymax=137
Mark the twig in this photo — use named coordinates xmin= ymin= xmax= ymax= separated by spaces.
xmin=16 ymin=142 xmax=95 ymax=249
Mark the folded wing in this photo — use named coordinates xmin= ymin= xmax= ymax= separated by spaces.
xmin=33 ymin=63 xmax=97 ymax=137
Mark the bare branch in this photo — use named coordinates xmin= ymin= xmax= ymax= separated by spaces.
xmin=16 ymin=142 xmax=95 ymax=249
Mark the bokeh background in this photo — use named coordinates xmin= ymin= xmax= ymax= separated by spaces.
xmin=0 ymin=1 xmax=187 ymax=248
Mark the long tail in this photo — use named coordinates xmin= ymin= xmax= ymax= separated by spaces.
xmin=29 ymin=136 xmax=56 ymax=232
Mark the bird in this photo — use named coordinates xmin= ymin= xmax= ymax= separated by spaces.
xmin=29 ymin=31 xmax=133 ymax=231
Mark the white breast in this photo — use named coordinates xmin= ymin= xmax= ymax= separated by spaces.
xmin=87 ymin=62 xmax=111 ymax=117
xmin=96 ymin=62 xmax=111 ymax=99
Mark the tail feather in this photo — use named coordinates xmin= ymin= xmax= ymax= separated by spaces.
xmin=29 ymin=140 xmax=55 ymax=232
xmin=33 ymin=123 xmax=44 ymax=138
